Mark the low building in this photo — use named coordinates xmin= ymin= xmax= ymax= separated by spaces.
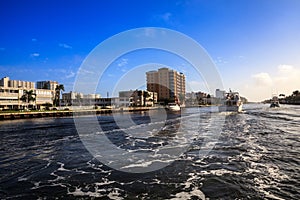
xmin=215 ymin=89 xmax=226 ymax=99
xmin=185 ymin=91 xmax=210 ymax=106
xmin=35 ymin=89 xmax=54 ymax=106
xmin=119 ymin=90 xmax=157 ymax=107
xmin=117 ymin=97 xmax=131 ymax=107
xmin=0 ymin=77 xmax=56 ymax=110
xmin=62 ymin=91 xmax=101 ymax=106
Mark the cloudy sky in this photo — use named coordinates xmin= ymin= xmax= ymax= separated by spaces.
xmin=0 ymin=0 xmax=299 ymax=101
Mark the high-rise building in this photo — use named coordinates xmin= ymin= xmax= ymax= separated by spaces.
xmin=146 ymin=68 xmax=185 ymax=103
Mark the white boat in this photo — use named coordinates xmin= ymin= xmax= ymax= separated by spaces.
xmin=218 ymin=91 xmax=243 ymax=112
xmin=270 ymin=95 xmax=280 ymax=108
xmin=166 ymin=103 xmax=181 ymax=111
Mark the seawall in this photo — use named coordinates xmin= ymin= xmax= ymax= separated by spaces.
xmin=0 ymin=107 xmax=158 ymax=121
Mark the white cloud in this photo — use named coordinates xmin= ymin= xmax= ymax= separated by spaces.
xmin=252 ymin=72 xmax=273 ymax=87
xmin=214 ymin=56 xmax=228 ymax=65
xmin=31 ymin=38 xmax=37 ymax=42
xmin=30 ymin=53 xmax=40 ymax=57
xmin=277 ymin=64 xmax=294 ymax=74
xmin=65 ymin=71 xmax=75 ymax=79
xmin=59 ymin=43 xmax=72 ymax=49
xmin=117 ymin=58 xmax=128 ymax=67
xmin=78 ymin=68 xmax=94 ymax=75
xmin=238 ymin=65 xmax=300 ymax=102
xmin=144 ymin=28 xmax=156 ymax=37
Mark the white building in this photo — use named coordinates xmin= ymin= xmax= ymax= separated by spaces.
xmin=62 ymin=91 xmax=101 ymax=106
xmin=215 ymin=89 xmax=226 ymax=99
xmin=0 ymin=77 xmax=55 ymax=110
xmin=36 ymin=80 xmax=58 ymax=91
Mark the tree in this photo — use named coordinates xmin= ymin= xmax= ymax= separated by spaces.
xmin=293 ymin=90 xmax=299 ymax=96
xmin=178 ymin=93 xmax=185 ymax=105
xmin=54 ymin=84 xmax=65 ymax=107
xmin=20 ymin=90 xmax=36 ymax=109
xmin=76 ymin=93 xmax=82 ymax=106
xmin=137 ymin=90 xmax=143 ymax=106
xmin=143 ymin=91 xmax=150 ymax=106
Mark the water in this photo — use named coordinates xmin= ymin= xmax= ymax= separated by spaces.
xmin=0 ymin=104 xmax=299 ymax=199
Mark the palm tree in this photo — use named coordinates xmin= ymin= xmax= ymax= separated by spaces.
xmin=143 ymin=91 xmax=150 ymax=107
xmin=20 ymin=90 xmax=36 ymax=109
xmin=178 ymin=93 xmax=185 ymax=105
xmin=137 ymin=90 xmax=143 ymax=107
xmin=54 ymin=84 xmax=65 ymax=107
xmin=76 ymin=93 xmax=82 ymax=106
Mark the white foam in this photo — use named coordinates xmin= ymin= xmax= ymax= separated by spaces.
xmin=17 ymin=176 xmax=28 ymax=181
xmin=120 ymin=158 xmax=175 ymax=169
xmin=95 ymin=178 xmax=115 ymax=186
xmin=68 ymin=186 xmax=104 ymax=198
xmin=107 ymin=188 xmax=124 ymax=200
xmin=57 ymin=162 xmax=70 ymax=171
xmin=168 ymin=187 xmax=207 ymax=200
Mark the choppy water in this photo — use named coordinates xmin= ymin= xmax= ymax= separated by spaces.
xmin=0 ymin=104 xmax=299 ymax=199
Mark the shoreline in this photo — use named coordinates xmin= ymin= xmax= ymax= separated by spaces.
xmin=0 ymin=107 xmax=162 ymax=121
xmin=0 ymin=104 xmax=263 ymax=121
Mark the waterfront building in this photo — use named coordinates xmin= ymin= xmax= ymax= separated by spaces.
xmin=0 ymin=76 xmax=35 ymax=89
xmin=36 ymin=81 xmax=58 ymax=106
xmin=117 ymin=97 xmax=131 ymax=107
xmin=185 ymin=91 xmax=210 ymax=106
xmin=62 ymin=91 xmax=101 ymax=106
xmin=35 ymin=89 xmax=54 ymax=106
xmin=94 ymin=97 xmax=119 ymax=108
xmin=119 ymin=90 xmax=157 ymax=107
xmin=0 ymin=77 xmax=55 ymax=110
xmin=117 ymin=91 xmax=133 ymax=107
xmin=36 ymin=80 xmax=58 ymax=91
xmin=216 ymin=89 xmax=226 ymax=99
xmin=146 ymin=68 xmax=185 ymax=104
xmin=62 ymin=91 xmax=83 ymax=106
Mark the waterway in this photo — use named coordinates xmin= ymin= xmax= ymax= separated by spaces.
xmin=0 ymin=104 xmax=299 ymax=199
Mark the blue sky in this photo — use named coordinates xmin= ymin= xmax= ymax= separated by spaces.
xmin=0 ymin=0 xmax=300 ymax=101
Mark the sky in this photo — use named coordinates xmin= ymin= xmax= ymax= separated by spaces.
xmin=0 ymin=0 xmax=299 ymax=102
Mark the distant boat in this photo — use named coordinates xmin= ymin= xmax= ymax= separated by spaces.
xmin=218 ymin=91 xmax=243 ymax=112
xmin=270 ymin=95 xmax=280 ymax=108
xmin=166 ymin=103 xmax=180 ymax=112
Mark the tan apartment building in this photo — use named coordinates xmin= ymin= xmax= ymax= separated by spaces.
xmin=0 ymin=77 xmax=56 ymax=110
xmin=146 ymin=68 xmax=185 ymax=103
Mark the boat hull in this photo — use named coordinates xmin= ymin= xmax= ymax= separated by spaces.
xmin=166 ymin=105 xmax=181 ymax=112
xmin=218 ymin=105 xmax=243 ymax=112
xmin=270 ymin=103 xmax=280 ymax=108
